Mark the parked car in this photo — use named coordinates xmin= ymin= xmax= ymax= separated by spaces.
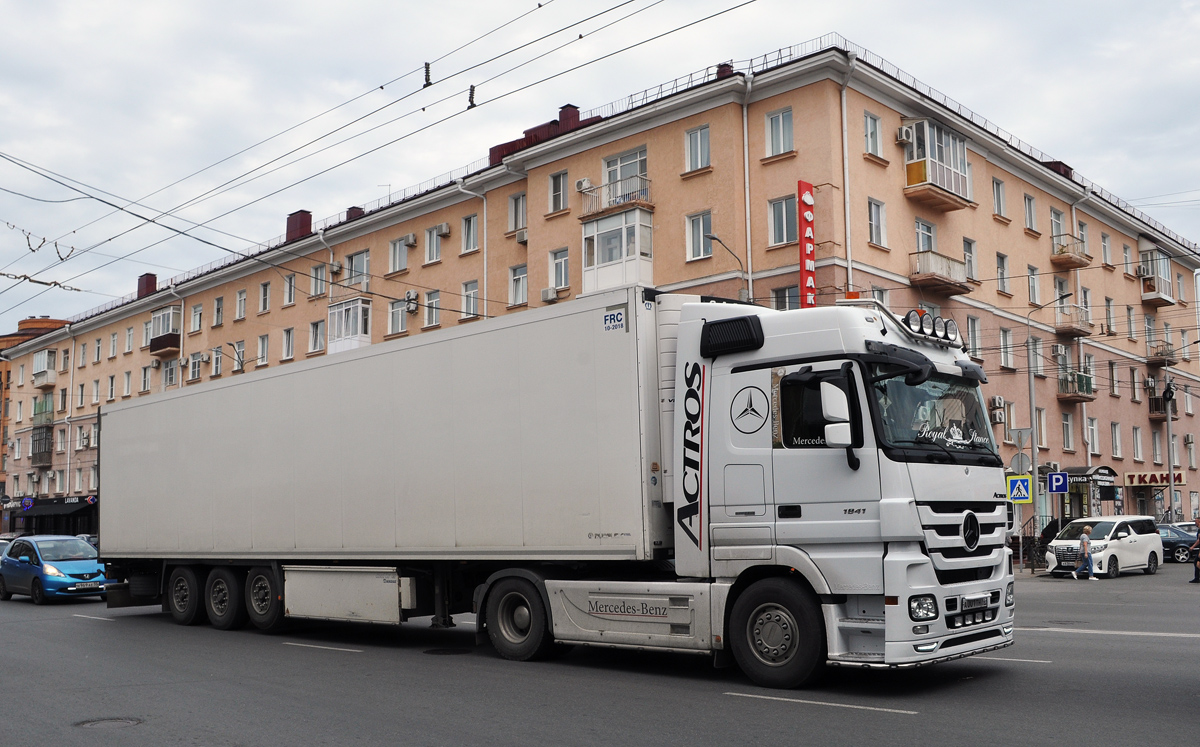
xmin=0 ymin=539 xmax=8 ymax=556
xmin=75 ymin=534 xmax=99 ymax=547
xmin=1158 ymin=525 xmax=1197 ymax=563
xmin=1169 ymin=522 xmax=1198 ymax=535
xmin=0 ymin=535 xmax=111 ymax=604
xmin=1045 ymin=516 xmax=1164 ymax=578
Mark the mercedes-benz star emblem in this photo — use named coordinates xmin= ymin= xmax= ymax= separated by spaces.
xmin=961 ymin=511 xmax=981 ymax=551
xmin=730 ymin=386 xmax=768 ymax=434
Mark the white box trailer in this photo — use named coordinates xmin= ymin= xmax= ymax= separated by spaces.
xmin=101 ymin=285 xmax=1016 ymax=688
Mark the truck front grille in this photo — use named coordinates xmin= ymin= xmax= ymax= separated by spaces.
xmin=917 ymin=500 xmax=1007 ymax=584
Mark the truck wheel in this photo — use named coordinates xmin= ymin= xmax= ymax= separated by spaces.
xmin=0 ymin=575 xmax=11 ymax=600
xmin=205 ymin=568 xmax=249 ymax=630
xmin=168 ymin=566 xmax=207 ymax=625
xmin=1143 ymin=553 xmax=1158 ymax=575
xmin=729 ymin=577 xmax=825 ymax=689
xmin=245 ymin=567 xmax=285 ymax=631
xmin=486 ymin=578 xmax=554 ymax=661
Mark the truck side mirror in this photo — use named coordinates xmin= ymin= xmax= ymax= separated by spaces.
xmin=825 ymin=422 xmax=853 ymax=448
xmin=820 ymin=381 xmax=849 ymax=424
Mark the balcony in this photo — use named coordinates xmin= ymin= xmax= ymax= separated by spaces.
xmin=908 ymin=251 xmax=971 ymax=296
xmin=580 ymin=175 xmax=653 ymax=219
xmin=900 ymin=120 xmax=971 ymax=212
xmin=1146 ymin=342 xmax=1179 ymax=367
xmin=30 ymin=451 xmax=52 ymax=468
xmin=31 ymin=410 xmax=54 ymax=426
xmin=1049 ymin=235 xmax=1091 ymax=269
xmin=31 ymin=369 xmax=56 ymax=390
xmin=149 ymin=332 xmax=181 ymax=357
xmin=1057 ymin=370 xmax=1096 ymax=403
xmin=1149 ymin=396 xmax=1180 ymax=422
xmin=1140 ymin=276 xmax=1175 ymax=307
xmin=1053 ymin=304 xmax=1092 ymax=338
xmin=30 ymin=425 xmax=52 ymax=467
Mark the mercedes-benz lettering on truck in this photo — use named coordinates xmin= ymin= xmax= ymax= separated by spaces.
xmin=101 ymin=285 xmax=1014 ymax=688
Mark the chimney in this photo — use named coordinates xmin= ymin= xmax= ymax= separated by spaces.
xmin=716 ymin=63 xmax=735 ymax=79
xmin=346 ymin=206 xmax=365 ymax=220
xmin=286 ymin=210 xmax=313 ymax=242
xmin=137 ymin=273 xmax=157 ymax=299
xmin=558 ymin=104 xmax=580 ymax=131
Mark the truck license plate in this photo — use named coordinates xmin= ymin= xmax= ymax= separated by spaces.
xmin=961 ymin=595 xmax=988 ymax=611
xmin=75 ymin=582 xmax=100 ymax=589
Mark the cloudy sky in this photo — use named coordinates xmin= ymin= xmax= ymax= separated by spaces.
xmin=1 ymin=0 xmax=1197 ymax=331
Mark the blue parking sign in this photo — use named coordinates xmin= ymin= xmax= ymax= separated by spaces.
xmin=1048 ymin=471 xmax=1068 ymax=494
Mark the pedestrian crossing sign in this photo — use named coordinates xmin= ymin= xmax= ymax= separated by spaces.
xmin=1007 ymin=474 xmax=1033 ymax=504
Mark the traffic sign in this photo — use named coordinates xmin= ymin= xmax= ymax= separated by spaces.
xmin=1007 ymin=474 xmax=1033 ymax=504
xmin=1048 ymin=471 xmax=1068 ymax=494
xmin=1010 ymin=452 xmax=1032 ymax=474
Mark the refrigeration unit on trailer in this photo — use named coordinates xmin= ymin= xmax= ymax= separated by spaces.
xmin=100 ymin=284 xmax=1014 ymax=688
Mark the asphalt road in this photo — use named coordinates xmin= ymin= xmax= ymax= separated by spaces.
xmin=1 ymin=563 xmax=1197 ymax=746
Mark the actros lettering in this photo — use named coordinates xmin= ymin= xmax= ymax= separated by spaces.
xmin=677 ymin=362 xmax=704 ymax=548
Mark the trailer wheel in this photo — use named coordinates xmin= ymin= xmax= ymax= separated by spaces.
xmin=168 ymin=566 xmax=207 ymax=625
xmin=729 ymin=577 xmax=825 ymax=689
xmin=245 ymin=567 xmax=285 ymax=631
xmin=485 ymin=578 xmax=554 ymax=661
xmin=205 ymin=568 xmax=249 ymax=630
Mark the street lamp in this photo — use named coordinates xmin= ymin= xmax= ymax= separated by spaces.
xmin=704 ymin=233 xmax=749 ymax=302
xmin=225 ymin=341 xmax=244 ymax=371
xmin=1026 ymin=291 xmax=1072 ymax=526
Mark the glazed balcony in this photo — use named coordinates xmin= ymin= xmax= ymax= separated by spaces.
xmin=1057 ymin=370 xmax=1096 ymax=403
xmin=1146 ymin=342 xmax=1179 ymax=367
xmin=1053 ymin=304 xmax=1092 ymax=338
xmin=1148 ymin=396 xmax=1180 ymax=422
xmin=1140 ymin=276 xmax=1175 ymax=308
xmin=1049 ymin=235 xmax=1090 ymax=269
xmin=901 ymin=119 xmax=971 ymax=212
xmin=580 ymin=175 xmax=653 ymax=219
xmin=908 ymin=251 xmax=971 ymax=296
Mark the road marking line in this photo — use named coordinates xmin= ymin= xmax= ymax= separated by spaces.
xmin=1017 ymin=627 xmax=1200 ymax=639
xmin=72 ymin=614 xmax=114 ymax=622
xmin=282 ymin=642 xmax=362 ymax=653
xmin=725 ymin=692 xmax=918 ymax=715
xmin=976 ymin=656 xmax=1052 ymax=663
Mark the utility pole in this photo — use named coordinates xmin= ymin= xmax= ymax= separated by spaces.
xmin=1164 ymin=374 xmax=1177 ymax=521
xmin=1027 ymin=291 xmax=1072 ymax=526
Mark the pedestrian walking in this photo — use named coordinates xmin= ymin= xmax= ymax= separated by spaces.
xmin=1072 ymin=525 xmax=1098 ymax=580
xmin=1189 ymin=518 xmax=1200 ymax=584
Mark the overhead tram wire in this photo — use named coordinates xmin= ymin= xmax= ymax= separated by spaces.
xmin=19 ymin=0 xmax=566 ymax=251
xmin=0 ymin=1 xmax=755 ymax=319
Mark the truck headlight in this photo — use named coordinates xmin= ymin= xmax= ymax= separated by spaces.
xmin=1005 ymin=582 xmax=1014 ymax=607
xmin=908 ymin=594 xmax=938 ymax=621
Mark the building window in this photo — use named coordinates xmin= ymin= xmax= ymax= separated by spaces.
xmin=1036 ymin=408 xmax=1047 ymax=448
xmin=1050 ymin=208 xmax=1065 ymax=244
xmin=582 ymin=209 xmax=652 ymax=267
xmin=999 ymin=328 xmax=1013 ymax=368
xmin=212 ymin=349 xmax=222 ymax=376
xmin=1187 ymin=385 xmax=1194 ymax=415
xmin=1062 ymin=412 xmax=1074 ymax=451
xmin=1172 ymin=435 xmax=1181 ymax=467
xmin=125 ymin=327 xmax=134 ymax=352
xmin=236 ymin=290 xmax=247 ymax=320
xmin=1023 ymin=194 xmax=1036 ymax=230
xmin=868 ymin=199 xmax=886 ymax=246
xmin=107 ymin=375 xmax=115 ymax=401
xmin=1153 ymin=430 xmax=1163 ymax=464
xmin=605 ymin=148 xmax=647 ymax=194
xmin=1087 ymin=417 xmax=1099 ymax=456
xmin=462 ymin=280 xmax=479 ymax=318
xmin=109 ymin=332 xmax=117 ymax=358
xmin=769 ymin=196 xmax=798 ymax=245
xmin=1108 ymin=361 xmax=1119 ymax=395
xmin=309 ymin=320 xmax=326 ymax=352
xmin=281 ymin=328 xmax=294 ymax=360
xmin=1126 ymin=306 xmax=1136 ymax=339
xmin=284 ymin=275 xmax=296 ymax=305
xmin=388 ymin=239 xmax=407 ymax=274
xmin=1101 ymin=233 xmax=1111 ymax=265
xmin=462 ymin=215 xmax=479 ymax=254
xmin=190 ymin=304 xmax=202 ymax=332
xmin=94 ymin=338 xmax=101 ymax=363
xmin=864 ymin=112 xmax=881 ymax=156
xmin=141 ymin=366 xmax=151 ymax=392
xmin=965 ymin=316 xmax=982 ymax=359
xmin=509 ymin=192 xmax=527 ymax=231
xmin=1130 ymin=367 xmax=1141 ymax=402
xmin=123 ymin=371 xmax=131 ymax=396
xmin=388 ymin=300 xmax=406 ymax=335
xmin=1178 ymin=272 xmax=1187 ymax=304
xmin=1003 ymin=402 xmax=1016 ymax=443
xmin=551 ymin=248 xmax=569 ymax=289
xmin=1111 ymin=422 xmax=1122 ymax=458
xmin=346 ymin=250 xmax=369 ymax=286
xmin=915 ymin=219 xmax=936 ymax=252
xmin=232 ymin=341 xmax=245 ymax=372
xmin=425 ymin=227 xmax=441 ymax=264
xmin=687 ymin=212 xmax=713 ymax=260
xmin=311 ymin=264 xmax=327 ymax=296
xmin=259 ymin=282 xmax=270 ymax=313
xmin=256 ymin=335 xmax=269 ymax=366
xmin=189 ymin=353 xmax=203 ymax=381
xmin=1077 ymin=221 xmax=1089 ymax=254
xmin=213 ymin=297 xmax=224 ymax=326
xmin=1133 ymin=426 xmax=1143 ymax=461
xmin=163 ymin=359 xmax=178 ymax=388
xmin=996 ymin=253 xmax=1010 ymax=293
xmin=1122 ymin=243 xmax=1133 ymax=272
xmin=424 ymin=291 xmax=441 ymax=327
xmin=328 ymin=299 xmax=370 ymax=343
xmin=992 ymin=178 xmax=1005 ymax=216
xmin=766 ymin=108 xmax=793 ymax=156
xmin=773 ymin=286 xmax=799 ymax=310
xmin=549 ymin=171 xmax=569 ymax=212
xmin=686 ymin=126 xmax=710 ymax=171
xmin=1027 ymin=265 xmax=1039 ymax=304
xmin=92 ymin=379 xmax=100 ymax=404
xmin=89 ymin=466 xmax=98 ymax=490
xmin=509 ymin=266 xmax=528 ymax=306
xmin=1031 ymin=337 xmax=1044 ymax=375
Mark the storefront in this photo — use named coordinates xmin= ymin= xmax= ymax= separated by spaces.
xmin=1122 ymin=470 xmax=1186 ymax=520
xmin=5 ymin=495 xmax=99 ymax=536
xmin=1059 ymin=466 xmax=1119 ymax=520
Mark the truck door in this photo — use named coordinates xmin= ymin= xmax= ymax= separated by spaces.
xmin=770 ymin=360 xmax=883 ymax=578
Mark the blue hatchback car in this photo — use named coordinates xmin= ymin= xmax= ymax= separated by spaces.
xmin=0 ymin=535 xmax=110 ymax=604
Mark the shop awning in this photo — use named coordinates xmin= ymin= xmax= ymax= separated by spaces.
xmin=16 ymin=502 xmax=93 ymax=517
xmin=1064 ymin=465 xmax=1118 ymax=486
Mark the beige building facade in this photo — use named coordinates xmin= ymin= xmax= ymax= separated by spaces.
xmin=4 ymin=36 xmax=1199 ymax=538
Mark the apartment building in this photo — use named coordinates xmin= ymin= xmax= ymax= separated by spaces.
xmin=4 ymin=35 xmax=1198 ymax=537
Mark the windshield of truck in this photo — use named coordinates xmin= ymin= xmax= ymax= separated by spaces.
xmin=1056 ymin=522 xmax=1115 ymax=542
xmin=867 ymin=363 xmax=997 ymax=456
xmin=35 ymin=538 xmax=99 ymax=562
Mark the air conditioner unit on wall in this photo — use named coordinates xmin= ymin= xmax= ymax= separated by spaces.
xmin=896 ymin=125 xmax=915 ymax=145
xmin=988 ymin=395 xmax=1005 ymax=410
xmin=575 ymin=178 xmax=592 ymax=192
xmin=400 ymin=233 xmax=417 ymax=247
xmin=329 ymin=260 xmax=343 ymax=275
xmin=150 ymin=359 xmax=161 ymax=369
xmin=1136 ymin=265 xmax=1151 ymax=278
xmin=515 ymin=229 xmax=528 ymax=245
xmin=1043 ymin=461 xmax=1060 ymax=473
xmin=989 ymin=410 xmax=1006 ymax=424
xmin=1186 ymin=434 xmax=1195 ymax=445
xmin=540 ymin=288 xmax=558 ymax=303
xmin=1051 ymin=344 xmax=1067 ymax=357
xmin=1145 ymin=377 xmax=1157 ymax=390
xmin=434 ymin=222 xmax=451 ymax=237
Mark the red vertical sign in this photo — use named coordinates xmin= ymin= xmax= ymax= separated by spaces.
xmin=797 ymin=180 xmax=816 ymax=307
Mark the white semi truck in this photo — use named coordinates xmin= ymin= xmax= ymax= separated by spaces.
xmin=100 ymin=285 xmax=1015 ymax=688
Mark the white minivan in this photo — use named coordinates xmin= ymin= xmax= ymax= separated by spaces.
xmin=1045 ymin=516 xmax=1164 ymax=578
